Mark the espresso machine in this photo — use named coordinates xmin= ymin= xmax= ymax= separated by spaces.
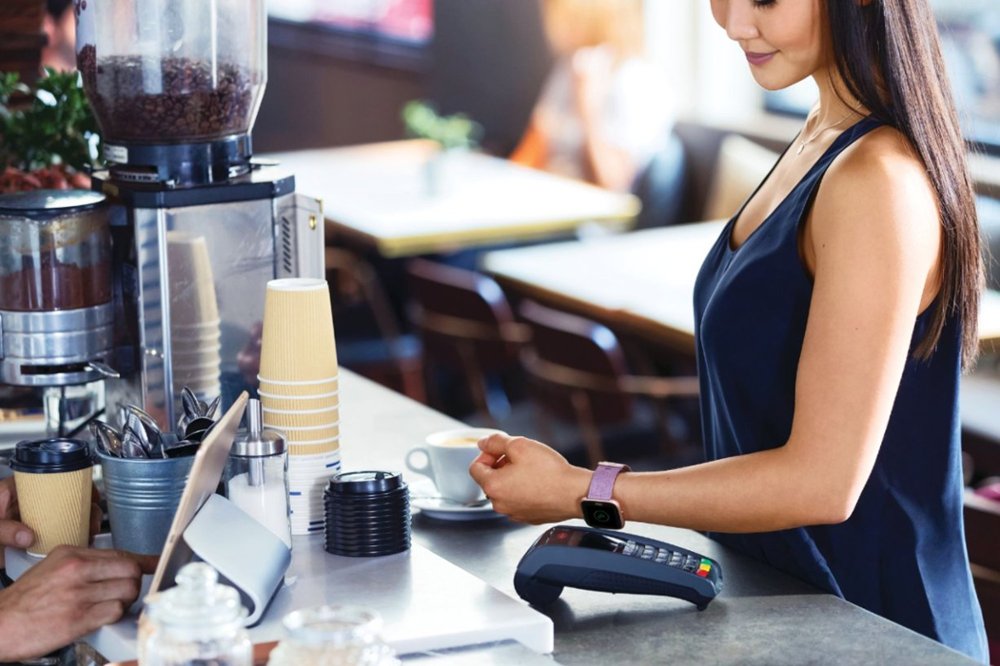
xmin=75 ymin=0 xmax=324 ymax=430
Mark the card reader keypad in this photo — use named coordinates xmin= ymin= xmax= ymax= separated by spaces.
xmin=622 ymin=540 xmax=714 ymax=577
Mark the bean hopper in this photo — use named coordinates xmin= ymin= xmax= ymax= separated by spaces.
xmin=76 ymin=0 xmax=324 ymax=429
xmin=0 ymin=191 xmax=117 ymax=434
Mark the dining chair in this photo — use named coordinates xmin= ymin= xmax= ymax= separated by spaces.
xmin=325 ymin=247 xmax=425 ymax=402
xmin=405 ymin=258 xmax=530 ymax=424
xmin=964 ymin=490 xmax=1000 ymax=662
xmin=517 ymin=299 xmax=700 ymax=468
xmin=631 ymin=130 xmax=688 ymax=230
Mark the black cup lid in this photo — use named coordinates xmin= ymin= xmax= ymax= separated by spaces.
xmin=327 ymin=470 xmax=405 ymax=495
xmin=9 ymin=438 xmax=93 ymax=474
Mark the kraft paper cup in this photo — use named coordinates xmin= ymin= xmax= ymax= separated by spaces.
xmin=170 ymin=321 xmax=222 ymax=344
xmin=289 ymin=448 xmax=342 ymax=463
xmin=287 ymin=454 xmax=341 ymax=472
xmin=261 ymin=408 xmax=341 ymax=428
xmin=259 ymin=391 xmax=339 ymax=412
xmin=174 ymin=372 xmax=221 ymax=387
xmin=289 ymin=443 xmax=340 ymax=457
xmin=269 ymin=423 xmax=341 ymax=444
xmin=259 ymin=278 xmax=338 ymax=381
xmin=275 ymin=436 xmax=341 ymax=450
xmin=173 ymin=356 xmax=222 ymax=371
xmin=171 ymin=318 xmax=221 ymax=331
xmin=170 ymin=328 xmax=222 ymax=344
xmin=172 ymin=343 xmax=222 ymax=358
xmin=258 ymin=376 xmax=339 ymax=397
xmin=166 ymin=232 xmax=219 ymax=327
xmin=10 ymin=439 xmax=94 ymax=557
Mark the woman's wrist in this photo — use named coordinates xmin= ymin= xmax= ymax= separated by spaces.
xmin=564 ymin=465 xmax=593 ymax=520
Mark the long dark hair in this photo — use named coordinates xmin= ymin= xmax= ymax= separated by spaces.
xmin=826 ymin=0 xmax=983 ymax=370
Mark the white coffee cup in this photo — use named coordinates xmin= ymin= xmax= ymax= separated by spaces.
xmin=405 ymin=428 xmax=503 ymax=504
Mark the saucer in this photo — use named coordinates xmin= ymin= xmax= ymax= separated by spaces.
xmin=408 ymin=478 xmax=506 ymax=522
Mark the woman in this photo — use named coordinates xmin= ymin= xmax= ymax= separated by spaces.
xmin=510 ymin=0 xmax=672 ymax=192
xmin=470 ymin=0 xmax=988 ymax=659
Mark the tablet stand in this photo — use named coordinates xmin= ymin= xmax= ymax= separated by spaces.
xmin=183 ymin=493 xmax=292 ymax=626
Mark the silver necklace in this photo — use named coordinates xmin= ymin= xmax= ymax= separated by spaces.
xmin=796 ymin=111 xmax=855 ymax=155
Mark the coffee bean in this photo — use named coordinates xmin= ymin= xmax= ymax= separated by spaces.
xmin=77 ymin=45 xmax=255 ymax=143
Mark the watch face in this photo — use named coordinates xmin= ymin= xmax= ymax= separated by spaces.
xmin=581 ymin=500 xmax=624 ymax=529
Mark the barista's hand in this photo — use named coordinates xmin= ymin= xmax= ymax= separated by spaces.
xmin=469 ymin=434 xmax=590 ymax=524
xmin=0 ymin=476 xmax=34 ymax=566
xmin=0 ymin=546 xmax=158 ymax=661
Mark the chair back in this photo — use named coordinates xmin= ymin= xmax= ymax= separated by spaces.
xmin=406 ymin=259 xmax=524 ymax=372
xmin=518 ymin=300 xmax=633 ymax=426
xmin=965 ymin=490 xmax=1000 ymax=662
xmin=631 ymin=131 xmax=688 ymax=230
xmin=325 ymin=247 xmax=424 ymax=401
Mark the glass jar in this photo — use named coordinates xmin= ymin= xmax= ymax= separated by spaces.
xmin=225 ymin=398 xmax=291 ymax=547
xmin=0 ymin=190 xmax=110 ymax=312
xmin=267 ymin=606 xmax=399 ymax=666
xmin=75 ymin=0 xmax=267 ymax=143
xmin=139 ymin=563 xmax=252 ymax=666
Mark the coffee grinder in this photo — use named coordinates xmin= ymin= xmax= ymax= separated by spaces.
xmin=0 ymin=190 xmax=118 ymax=437
xmin=76 ymin=0 xmax=324 ymax=429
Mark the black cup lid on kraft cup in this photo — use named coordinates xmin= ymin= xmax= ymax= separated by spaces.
xmin=9 ymin=438 xmax=93 ymax=474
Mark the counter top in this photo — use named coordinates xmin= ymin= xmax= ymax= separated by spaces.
xmin=336 ymin=370 xmax=978 ymax=665
xmin=5 ymin=369 xmax=972 ymax=664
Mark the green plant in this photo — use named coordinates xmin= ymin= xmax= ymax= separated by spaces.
xmin=0 ymin=68 xmax=102 ymax=173
xmin=401 ymin=100 xmax=482 ymax=151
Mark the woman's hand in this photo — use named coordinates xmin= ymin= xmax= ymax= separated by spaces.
xmin=469 ymin=433 xmax=591 ymax=524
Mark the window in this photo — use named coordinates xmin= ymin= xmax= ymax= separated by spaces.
xmin=270 ymin=0 xmax=433 ymax=45
xmin=268 ymin=0 xmax=433 ymax=70
xmin=765 ymin=1 xmax=1000 ymax=153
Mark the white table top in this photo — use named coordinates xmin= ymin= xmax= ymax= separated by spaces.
xmin=482 ymin=220 xmax=1000 ymax=352
xmin=262 ymin=140 xmax=639 ymax=258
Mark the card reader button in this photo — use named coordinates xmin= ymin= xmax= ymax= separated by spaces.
xmin=623 ymin=541 xmax=638 ymax=556
xmin=640 ymin=546 xmax=655 ymax=560
xmin=655 ymin=549 xmax=669 ymax=563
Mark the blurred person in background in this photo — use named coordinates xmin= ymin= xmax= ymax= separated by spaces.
xmin=41 ymin=0 xmax=76 ymax=72
xmin=510 ymin=0 xmax=672 ymax=192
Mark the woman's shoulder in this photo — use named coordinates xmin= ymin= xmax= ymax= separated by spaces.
xmin=811 ymin=123 xmax=941 ymax=269
xmin=829 ymin=124 xmax=932 ymax=200
xmin=820 ymin=123 xmax=939 ymax=230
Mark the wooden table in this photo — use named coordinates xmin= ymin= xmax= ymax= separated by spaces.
xmin=482 ymin=220 xmax=1000 ymax=354
xmin=262 ymin=140 xmax=639 ymax=258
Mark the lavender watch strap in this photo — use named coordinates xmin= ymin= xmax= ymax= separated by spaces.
xmin=586 ymin=462 xmax=630 ymax=500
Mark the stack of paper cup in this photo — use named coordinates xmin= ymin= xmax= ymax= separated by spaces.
xmin=166 ymin=232 xmax=221 ymax=403
xmin=257 ymin=278 xmax=341 ymax=535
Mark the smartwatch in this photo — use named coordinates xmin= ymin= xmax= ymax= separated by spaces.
xmin=580 ymin=462 xmax=630 ymax=529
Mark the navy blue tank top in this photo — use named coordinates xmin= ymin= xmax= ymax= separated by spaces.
xmin=693 ymin=118 xmax=988 ymax=661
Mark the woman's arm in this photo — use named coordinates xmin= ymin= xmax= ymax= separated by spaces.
xmin=472 ymin=127 xmax=943 ymax=532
